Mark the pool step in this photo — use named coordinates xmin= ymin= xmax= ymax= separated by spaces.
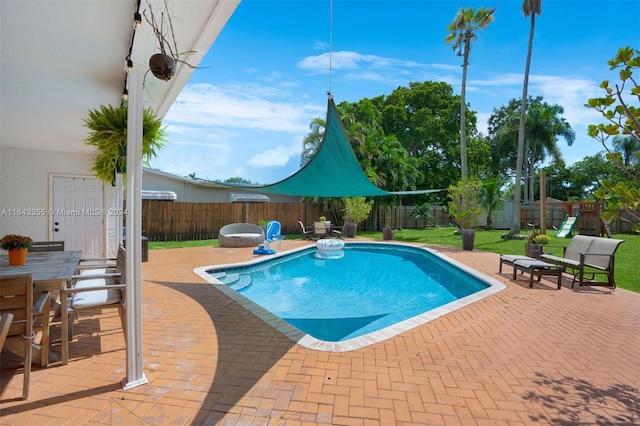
xmin=209 ymin=271 xmax=228 ymax=282
xmin=229 ymin=275 xmax=253 ymax=291
xmin=210 ymin=271 xmax=252 ymax=290
xmin=217 ymin=273 xmax=240 ymax=285
xmin=210 ymin=271 xmax=239 ymax=284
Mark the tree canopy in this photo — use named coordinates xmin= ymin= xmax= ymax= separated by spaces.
xmin=585 ymin=46 xmax=640 ymax=232
xmin=488 ymin=96 xmax=575 ymax=202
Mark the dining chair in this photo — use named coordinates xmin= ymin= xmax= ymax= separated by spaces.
xmin=313 ymin=222 xmax=328 ymax=238
xmin=298 ymin=221 xmax=313 ymax=240
xmin=0 ymin=274 xmax=51 ymax=400
xmin=29 ymin=241 xmax=65 ymax=252
xmin=0 ymin=312 xmax=14 ymax=351
xmin=63 ymin=245 xmax=126 ymax=346
xmin=27 ymin=240 xmax=65 ymax=364
xmin=74 ymin=254 xmax=118 ymax=274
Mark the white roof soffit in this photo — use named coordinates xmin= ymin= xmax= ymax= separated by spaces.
xmin=0 ymin=0 xmax=239 ymax=155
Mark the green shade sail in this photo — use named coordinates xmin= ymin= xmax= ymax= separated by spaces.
xmin=222 ymin=97 xmax=440 ymax=197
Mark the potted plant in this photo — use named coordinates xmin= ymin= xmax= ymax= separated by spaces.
xmin=342 ymin=197 xmax=373 ymax=238
xmin=142 ymin=1 xmax=201 ymax=82
xmin=1 ymin=234 xmax=33 ymax=265
xmin=447 ymin=180 xmax=482 ymax=250
xmin=525 ymin=232 xmax=550 ymax=258
xmin=83 ymin=104 xmax=167 ymax=184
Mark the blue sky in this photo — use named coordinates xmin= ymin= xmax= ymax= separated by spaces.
xmin=150 ymin=0 xmax=640 ymax=185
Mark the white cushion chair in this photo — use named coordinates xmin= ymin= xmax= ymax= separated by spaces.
xmin=63 ymin=245 xmax=126 ymax=345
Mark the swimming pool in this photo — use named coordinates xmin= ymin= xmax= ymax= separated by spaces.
xmin=195 ymin=242 xmax=505 ymax=351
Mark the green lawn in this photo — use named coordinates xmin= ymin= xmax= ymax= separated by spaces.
xmin=149 ymin=239 xmax=220 ymax=249
xmin=149 ymin=227 xmax=639 ymax=293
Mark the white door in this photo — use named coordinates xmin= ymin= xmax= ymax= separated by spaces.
xmin=52 ymin=176 xmax=104 ymax=257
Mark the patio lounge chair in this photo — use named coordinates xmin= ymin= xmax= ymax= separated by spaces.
xmin=499 ymin=254 xmax=535 ymax=274
xmin=499 ymin=254 xmax=563 ymax=289
xmin=540 ymin=235 xmax=624 ymax=289
xmin=218 ymin=223 xmax=265 ymax=248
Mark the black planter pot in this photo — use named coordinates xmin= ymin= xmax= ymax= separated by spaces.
xmin=461 ymin=228 xmax=475 ymax=251
xmin=524 ymin=243 xmax=541 ymax=259
xmin=344 ymin=222 xmax=357 ymax=238
xmin=149 ymin=53 xmax=176 ymax=81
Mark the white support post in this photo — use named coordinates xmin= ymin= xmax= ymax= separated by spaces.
xmin=122 ymin=67 xmax=148 ymax=390
xmin=115 ymin=172 xmax=124 ymax=248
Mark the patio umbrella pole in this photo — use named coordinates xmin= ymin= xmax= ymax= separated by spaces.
xmin=123 ymin=67 xmax=148 ymax=390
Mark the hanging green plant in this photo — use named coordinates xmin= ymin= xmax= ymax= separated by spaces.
xmin=83 ymin=104 xmax=167 ymax=183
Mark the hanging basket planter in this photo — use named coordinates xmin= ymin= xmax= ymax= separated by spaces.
xmin=83 ymin=104 xmax=167 ymax=184
xmin=149 ymin=53 xmax=176 ymax=81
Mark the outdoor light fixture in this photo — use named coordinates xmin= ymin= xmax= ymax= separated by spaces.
xmin=134 ymin=12 xmax=142 ymax=29
xmin=126 ymin=57 xmax=133 ymax=72
xmin=122 ymin=88 xmax=129 ymax=101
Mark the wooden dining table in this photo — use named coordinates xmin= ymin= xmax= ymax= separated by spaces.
xmin=0 ymin=250 xmax=82 ymax=366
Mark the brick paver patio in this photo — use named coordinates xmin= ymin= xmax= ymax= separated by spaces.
xmin=1 ymin=239 xmax=639 ymax=425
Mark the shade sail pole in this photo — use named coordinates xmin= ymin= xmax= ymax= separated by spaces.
xmin=123 ymin=67 xmax=148 ymax=390
xmin=328 ymin=0 xmax=333 ymax=96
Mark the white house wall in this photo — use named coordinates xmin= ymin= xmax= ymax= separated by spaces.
xmin=142 ymin=171 xmax=302 ymax=203
xmin=0 ymin=146 xmax=118 ymax=256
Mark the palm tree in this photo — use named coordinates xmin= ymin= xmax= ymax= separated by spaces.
xmin=445 ymin=7 xmax=495 ymax=181
xmin=498 ymin=99 xmax=575 ymax=203
xmin=509 ymin=0 xmax=542 ymax=236
xmin=523 ymin=103 xmax=574 ymax=203
xmin=510 ymin=0 xmax=542 ymax=237
xmin=301 ymin=117 xmax=325 ymax=167
xmin=612 ymin=135 xmax=640 ymax=166
xmin=480 ymin=176 xmax=504 ymax=229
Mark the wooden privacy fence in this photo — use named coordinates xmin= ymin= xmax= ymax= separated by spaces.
xmin=141 ymin=201 xmax=455 ymax=241
xmin=142 ymin=200 xmax=636 ymax=241
xmin=142 ymin=201 xmax=328 ymax=241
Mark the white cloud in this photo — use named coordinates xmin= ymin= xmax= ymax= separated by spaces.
xmin=464 ymin=72 xmax=607 ymax=151
xmin=153 ymin=81 xmax=324 ymax=181
xmin=247 ymin=138 xmax=302 ymax=168
xmin=165 ymin=83 xmax=324 ymax=133
xmin=314 ymin=41 xmax=328 ymax=51
xmin=475 ymin=112 xmax=490 ymax=136
xmin=297 ymin=51 xmax=427 ymax=75
xmin=527 ymin=74 xmax=603 ymax=128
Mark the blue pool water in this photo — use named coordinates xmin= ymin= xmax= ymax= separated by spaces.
xmin=203 ymin=243 xmax=500 ymax=347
